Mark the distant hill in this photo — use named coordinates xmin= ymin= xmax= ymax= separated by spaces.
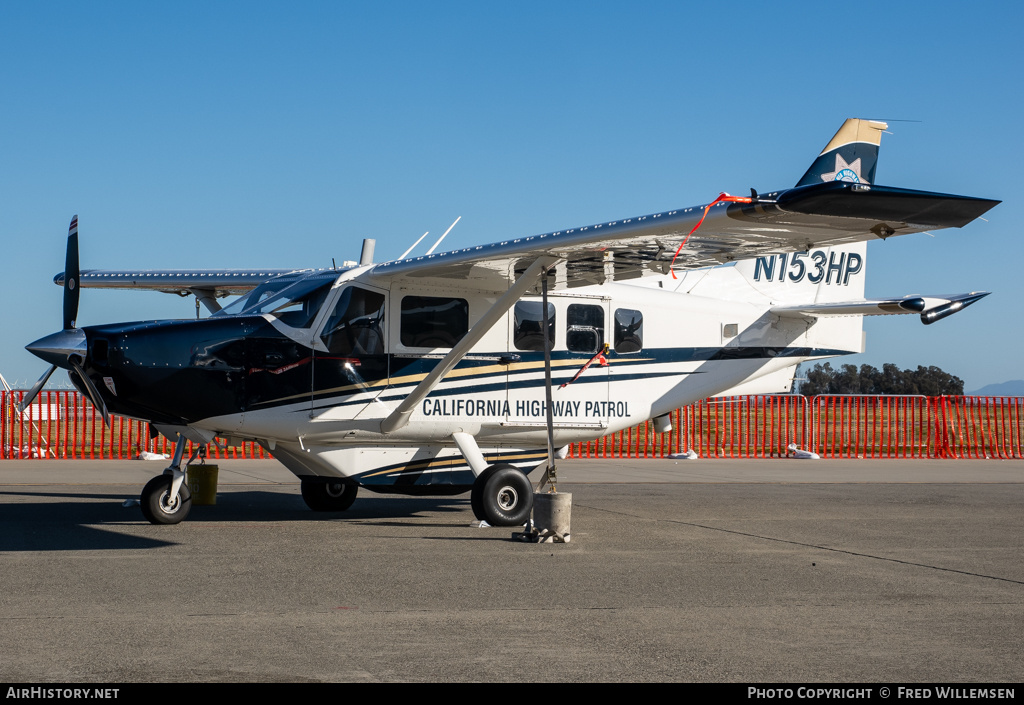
xmin=967 ymin=380 xmax=1024 ymax=396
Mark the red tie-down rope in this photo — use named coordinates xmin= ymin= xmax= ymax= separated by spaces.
xmin=670 ymin=192 xmax=753 ymax=278
xmin=559 ymin=344 xmax=610 ymax=389
xmin=555 ymin=188 xmax=753 ymax=390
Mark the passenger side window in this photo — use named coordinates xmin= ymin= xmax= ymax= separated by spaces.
xmin=400 ymin=296 xmax=469 ymax=348
xmin=614 ymin=308 xmax=643 ymax=353
xmin=566 ymin=304 xmax=604 ymax=354
xmin=514 ymin=301 xmax=555 ymax=351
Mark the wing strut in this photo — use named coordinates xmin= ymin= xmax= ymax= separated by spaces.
xmin=452 ymin=432 xmax=489 ymax=477
xmin=539 ymin=268 xmax=557 ymax=492
xmin=380 ymin=255 xmax=559 ymax=435
xmin=190 ymin=288 xmax=223 ymax=315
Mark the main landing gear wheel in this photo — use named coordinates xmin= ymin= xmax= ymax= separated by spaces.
xmin=300 ymin=479 xmax=358 ymax=512
xmin=471 ymin=464 xmax=533 ymax=527
xmin=140 ymin=475 xmax=192 ymax=525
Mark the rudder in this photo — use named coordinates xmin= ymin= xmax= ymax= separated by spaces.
xmin=796 ymin=119 xmax=887 ymax=187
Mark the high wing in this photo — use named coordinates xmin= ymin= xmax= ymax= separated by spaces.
xmin=54 ymin=268 xmax=325 ymax=296
xmin=52 ymin=267 xmax=338 ymax=314
xmin=54 ymin=120 xmax=999 ymax=298
xmin=372 ymin=118 xmax=997 ymax=292
xmin=372 ymin=181 xmax=998 ymax=293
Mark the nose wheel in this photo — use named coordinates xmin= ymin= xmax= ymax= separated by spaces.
xmin=140 ymin=474 xmax=192 ymax=525
xmin=140 ymin=434 xmax=199 ymax=525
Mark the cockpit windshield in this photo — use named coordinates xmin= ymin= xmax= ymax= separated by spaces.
xmin=214 ymin=273 xmax=337 ymax=328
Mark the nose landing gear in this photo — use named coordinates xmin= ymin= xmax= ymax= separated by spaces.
xmin=140 ymin=474 xmax=192 ymax=525
xmin=140 ymin=435 xmax=199 ymax=525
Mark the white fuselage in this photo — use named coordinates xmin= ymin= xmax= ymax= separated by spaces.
xmin=190 ymin=262 xmax=862 ymax=483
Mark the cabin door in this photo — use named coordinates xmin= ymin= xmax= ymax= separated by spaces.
xmin=310 ymin=284 xmax=389 ymax=420
xmin=507 ymin=295 xmax=611 ymax=429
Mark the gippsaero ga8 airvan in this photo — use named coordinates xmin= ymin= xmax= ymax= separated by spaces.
xmin=21 ymin=119 xmax=998 ymax=526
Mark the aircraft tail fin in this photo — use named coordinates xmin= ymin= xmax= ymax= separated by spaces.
xmin=796 ymin=119 xmax=888 ymax=187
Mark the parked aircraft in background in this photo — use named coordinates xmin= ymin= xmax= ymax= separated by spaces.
xmin=21 ymin=119 xmax=998 ymax=526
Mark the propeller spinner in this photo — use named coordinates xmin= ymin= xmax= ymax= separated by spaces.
xmin=20 ymin=216 xmax=109 ymax=425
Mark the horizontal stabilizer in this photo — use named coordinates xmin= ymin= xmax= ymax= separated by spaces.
xmin=771 ymin=291 xmax=989 ymax=325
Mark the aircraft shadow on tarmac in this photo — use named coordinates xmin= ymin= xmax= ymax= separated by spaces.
xmin=0 ymin=488 xmax=472 ymax=552
xmin=190 ymin=489 xmax=472 ymax=523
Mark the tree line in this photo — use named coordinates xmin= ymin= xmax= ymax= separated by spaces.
xmin=798 ymin=362 xmax=964 ymax=396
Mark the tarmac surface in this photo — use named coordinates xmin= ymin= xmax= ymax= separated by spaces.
xmin=1 ymin=457 xmax=1022 ymax=683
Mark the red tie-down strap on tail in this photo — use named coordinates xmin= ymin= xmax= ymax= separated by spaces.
xmin=559 ymin=344 xmax=610 ymax=389
xmin=670 ymin=192 xmax=753 ymax=278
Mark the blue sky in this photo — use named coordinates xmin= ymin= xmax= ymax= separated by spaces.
xmin=1 ymin=2 xmax=1020 ymax=390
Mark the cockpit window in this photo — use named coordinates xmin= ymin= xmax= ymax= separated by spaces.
xmin=321 ymin=286 xmax=386 ymax=355
xmin=216 ymin=274 xmax=336 ymax=328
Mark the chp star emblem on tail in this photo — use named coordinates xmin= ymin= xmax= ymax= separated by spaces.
xmin=821 ymin=154 xmax=866 ymax=183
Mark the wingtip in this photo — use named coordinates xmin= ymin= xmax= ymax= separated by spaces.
xmin=920 ymin=291 xmax=991 ymax=325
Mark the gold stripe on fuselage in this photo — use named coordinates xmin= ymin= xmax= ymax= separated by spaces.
xmin=253 ymin=355 xmax=655 ymax=407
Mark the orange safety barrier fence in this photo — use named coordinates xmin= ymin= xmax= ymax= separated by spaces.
xmin=3 ymin=391 xmax=1022 ymax=460
xmin=571 ymin=395 xmax=811 ymax=459
xmin=570 ymin=395 xmax=1024 ymax=460
xmin=1 ymin=390 xmax=267 ymax=460
xmin=938 ymin=396 xmax=1024 ymax=459
xmin=809 ymin=395 xmax=934 ymax=459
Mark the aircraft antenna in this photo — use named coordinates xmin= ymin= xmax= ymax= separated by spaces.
xmin=360 ymin=239 xmax=376 ymax=266
xmin=397 ymin=231 xmax=430 ymax=260
xmin=425 ymin=216 xmax=461 ymax=255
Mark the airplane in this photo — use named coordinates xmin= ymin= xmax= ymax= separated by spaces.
xmin=20 ymin=119 xmax=998 ymax=526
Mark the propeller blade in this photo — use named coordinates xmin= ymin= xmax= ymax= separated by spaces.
xmin=68 ymin=357 xmax=110 ymax=428
xmin=63 ymin=215 xmax=80 ymax=330
xmin=17 ymin=365 xmax=57 ymax=413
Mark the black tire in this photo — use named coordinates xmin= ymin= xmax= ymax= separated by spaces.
xmin=301 ymin=478 xmax=358 ymax=512
xmin=470 ymin=464 xmax=510 ymax=521
xmin=140 ymin=475 xmax=192 ymax=525
xmin=480 ymin=466 xmax=533 ymax=527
